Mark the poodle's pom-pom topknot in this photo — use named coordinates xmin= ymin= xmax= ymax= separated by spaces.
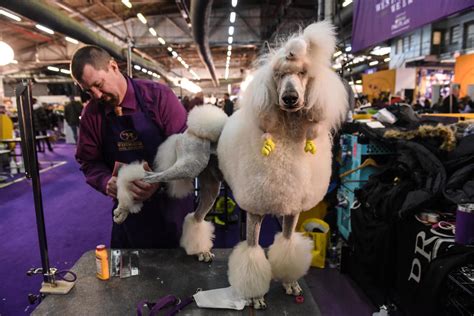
xmin=284 ymin=38 xmax=308 ymax=60
xmin=187 ymin=104 xmax=228 ymax=142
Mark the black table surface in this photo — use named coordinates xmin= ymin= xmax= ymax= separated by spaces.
xmin=32 ymin=249 xmax=321 ymax=315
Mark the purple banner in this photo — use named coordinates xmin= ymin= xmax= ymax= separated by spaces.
xmin=351 ymin=0 xmax=474 ymax=52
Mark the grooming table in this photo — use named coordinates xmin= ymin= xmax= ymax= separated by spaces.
xmin=32 ymin=249 xmax=321 ymax=315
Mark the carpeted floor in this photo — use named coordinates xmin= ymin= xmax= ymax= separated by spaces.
xmin=0 ymin=141 xmax=374 ymax=315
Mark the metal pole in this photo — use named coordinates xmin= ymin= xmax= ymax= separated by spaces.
xmin=127 ymin=39 xmax=133 ymax=78
xmin=16 ymin=80 xmax=52 ymax=284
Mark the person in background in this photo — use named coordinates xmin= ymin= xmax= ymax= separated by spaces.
xmin=187 ymin=92 xmax=204 ymax=112
xmin=223 ymin=93 xmax=234 ymax=116
xmin=461 ymin=96 xmax=474 ymax=113
xmin=64 ymin=96 xmax=84 ymax=143
xmin=181 ymin=95 xmax=191 ymax=112
xmin=440 ymin=87 xmax=460 ymax=113
xmin=32 ymin=98 xmax=53 ymax=152
xmin=71 ymin=45 xmax=193 ymax=249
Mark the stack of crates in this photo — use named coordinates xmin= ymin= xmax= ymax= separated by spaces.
xmin=337 ymin=134 xmax=393 ymax=240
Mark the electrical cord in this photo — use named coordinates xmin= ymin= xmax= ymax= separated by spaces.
xmin=55 ymin=270 xmax=77 ymax=282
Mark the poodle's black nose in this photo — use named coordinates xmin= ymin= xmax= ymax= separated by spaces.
xmin=282 ymin=93 xmax=299 ymax=106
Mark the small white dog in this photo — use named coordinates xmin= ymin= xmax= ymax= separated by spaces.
xmin=217 ymin=21 xmax=348 ymax=308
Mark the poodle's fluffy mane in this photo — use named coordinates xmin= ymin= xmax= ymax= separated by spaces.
xmin=239 ymin=20 xmax=347 ymax=134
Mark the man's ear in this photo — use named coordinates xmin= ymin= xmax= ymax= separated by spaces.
xmin=109 ymin=59 xmax=119 ymax=73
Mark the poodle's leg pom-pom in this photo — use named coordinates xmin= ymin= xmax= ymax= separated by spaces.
xmin=228 ymin=241 xmax=272 ymax=308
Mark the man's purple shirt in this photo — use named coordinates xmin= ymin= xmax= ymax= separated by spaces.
xmin=75 ymin=77 xmax=187 ymax=194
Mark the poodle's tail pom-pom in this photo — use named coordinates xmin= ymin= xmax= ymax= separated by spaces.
xmin=187 ymin=104 xmax=229 ymax=142
xmin=228 ymin=241 xmax=272 ymax=299
xmin=303 ymin=21 xmax=337 ymax=65
xmin=180 ymin=212 xmax=215 ymax=255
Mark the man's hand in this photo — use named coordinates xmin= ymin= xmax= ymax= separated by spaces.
xmin=106 ymin=176 xmax=118 ymax=198
xmin=131 ymin=162 xmax=160 ymax=202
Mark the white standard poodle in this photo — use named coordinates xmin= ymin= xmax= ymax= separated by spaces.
xmin=217 ymin=21 xmax=348 ymax=309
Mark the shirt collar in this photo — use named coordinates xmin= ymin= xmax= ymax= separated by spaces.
xmin=104 ymin=75 xmax=137 ymax=115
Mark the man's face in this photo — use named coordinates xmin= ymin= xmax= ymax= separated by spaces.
xmin=79 ymin=61 xmax=122 ymax=106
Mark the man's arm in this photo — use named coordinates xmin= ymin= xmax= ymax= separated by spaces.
xmin=75 ymin=107 xmax=112 ymax=195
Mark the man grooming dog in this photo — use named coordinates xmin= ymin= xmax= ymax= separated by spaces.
xmin=72 ymin=45 xmax=193 ymax=249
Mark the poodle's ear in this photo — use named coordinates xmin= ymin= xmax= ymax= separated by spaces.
xmin=240 ymin=63 xmax=277 ymax=115
xmin=303 ymin=21 xmax=337 ymax=68
xmin=306 ymin=67 xmax=348 ymax=132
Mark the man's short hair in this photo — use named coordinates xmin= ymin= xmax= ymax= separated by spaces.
xmin=70 ymin=45 xmax=112 ymax=83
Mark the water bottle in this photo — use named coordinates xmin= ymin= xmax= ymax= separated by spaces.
xmin=328 ymin=245 xmax=338 ymax=269
xmin=17 ymin=158 xmax=25 ymax=173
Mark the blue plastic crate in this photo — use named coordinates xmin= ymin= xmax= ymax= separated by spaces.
xmin=337 ymin=134 xmax=394 ymax=240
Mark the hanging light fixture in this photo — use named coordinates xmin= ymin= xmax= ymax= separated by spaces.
xmin=0 ymin=41 xmax=15 ymax=66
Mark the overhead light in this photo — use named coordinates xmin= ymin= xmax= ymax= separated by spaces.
xmin=345 ymin=46 xmax=352 ymax=52
xmin=332 ymin=63 xmax=342 ymax=70
xmin=10 ymin=59 xmax=18 ymax=64
xmin=0 ymin=9 xmax=21 ymax=22
xmin=158 ymin=37 xmax=166 ymax=45
xmin=232 ymin=0 xmax=238 ymax=7
xmin=187 ymin=23 xmax=192 ymax=28
xmin=0 ymin=41 xmax=14 ymax=66
xmin=167 ymin=47 xmax=173 ymax=52
xmin=172 ymin=51 xmax=178 ymax=58
xmin=355 ymin=80 xmax=362 ymax=84
xmin=134 ymin=64 xmax=141 ymax=71
xmin=65 ymin=36 xmax=79 ymax=44
xmin=184 ymin=64 xmax=189 ymax=69
xmin=35 ymin=24 xmax=54 ymax=35
xmin=228 ymin=45 xmax=232 ymax=51
xmin=226 ymin=56 xmax=231 ymax=61
xmin=228 ymin=26 xmax=234 ymax=36
xmin=137 ymin=13 xmax=147 ymax=24
xmin=342 ymin=0 xmax=353 ymax=7
xmin=47 ymin=66 xmax=59 ymax=72
xmin=369 ymin=60 xmax=379 ymax=66
xmin=181 ymin=10 xmax=188 ymax=19
xmin=228 ymin=36 xmax=233 ymax=44
xmin=142 ymin=68 xmax=147 ymax=73
xmin=60 ymin=69 xmax=71 ymax=74
xmin=225 ymin=68 xmax=230 ymax=80
xmin=384 ymin=57 xmax=391 ymax=62
xmin=149 ymin=28 xmax=157 ymax=36
xmin=441 ymin=58 xmax=456 ymax=63
xmin=230 ymin=12 xmax=236 ymax=23
xmin=370 ymin=46 xmax=391 ymax=56
xmin=227 ymin=51 xmax=232 ymax=57
xmin=177 ymin=56 xmax=183 ymax=62
xmin=147 ymin=70 xmax=152 ymax=75
xmin=333 ymin=51 xmax=342 ymax=58
xmin=121 ymin=0 xmax=132 ymax=8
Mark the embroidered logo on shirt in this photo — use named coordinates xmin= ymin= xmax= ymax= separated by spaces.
xmin=120 ymin=130 xmax=138 ymax=141
xmin=118 ymin=130 xmax=144 ymax=151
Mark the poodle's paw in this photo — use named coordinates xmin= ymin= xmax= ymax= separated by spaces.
xmin=113 ymin=207 xmax=129 ymax=224
xmin=197 ymin=251 xmax=215 ymax=262
xmin=261 ymin=138 xmax=275 ymax=156
xmin=304 ymin=140 xmax=317 ymax=154
xmin=283 ymin=281 xmax=303 ymax=296
xmin=246 ymin=297 xmax=267 ymax=310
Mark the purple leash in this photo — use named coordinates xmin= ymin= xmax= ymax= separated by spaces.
xmin=137 ymin=294 xmax=194 ymax=316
